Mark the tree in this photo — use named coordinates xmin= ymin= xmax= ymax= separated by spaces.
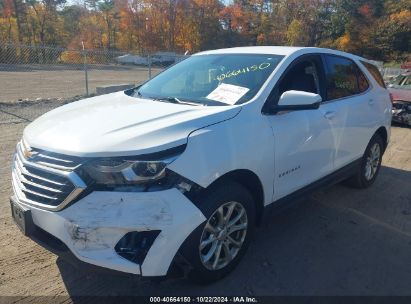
xmin=286 ymin=19 xmax=308 ymax=46
xmin=372 ymin=9 xmax=411 ymax=61
xmin=0 ymin=0 xmax=409 ymax=62
xmin=98 ymin=0 xmax=119 ymax=49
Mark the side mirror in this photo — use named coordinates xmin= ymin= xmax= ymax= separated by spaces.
xmin=267 ymin=90 xmax=322 ymax=114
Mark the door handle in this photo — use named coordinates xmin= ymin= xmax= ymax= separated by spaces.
xmin=324 ymin=111 xmax=336 ymax=120
xmin=368 ymin=99 xmax=375 ymax=105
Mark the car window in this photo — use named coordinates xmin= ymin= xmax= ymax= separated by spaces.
xmin=137 ymin=54 xmax=284 ymax=106
xmin=278 ymin=60 xmax=321 ymax=96
xmin=324 ymin=55 xmax=361 ymax=100
xmin=356 ymin=65 xmax=369 ymax=93
xmin=390 ymin=75 xmax=405 ymax=86
xmin=403 ymin=76 xmax=411 ymax=88
xmin=388 ymin=75 xmax=411 ymax=90
xmin=361 ymin=61 xmax=386 ymax=88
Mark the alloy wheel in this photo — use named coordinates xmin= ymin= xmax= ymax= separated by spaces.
xmin=199 ymin=201 xmax=248 ymax=271
xmin=364 ymin=143 xmax=381 ymax=181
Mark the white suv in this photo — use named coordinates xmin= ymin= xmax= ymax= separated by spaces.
xmin=10 ymin=47 xmax=391 ymax=283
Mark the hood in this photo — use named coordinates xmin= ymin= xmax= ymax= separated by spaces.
xmin=23 ymin=91 xmax=241 ymax=157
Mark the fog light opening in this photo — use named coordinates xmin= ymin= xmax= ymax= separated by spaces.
xmin=115 ymin=230 xmax=161 ymax=265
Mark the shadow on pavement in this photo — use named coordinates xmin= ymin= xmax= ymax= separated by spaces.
xmin=57 ymin=165 xmax=411 ymax=297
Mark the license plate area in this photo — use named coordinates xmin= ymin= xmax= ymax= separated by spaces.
xmin=10 ymin=198 xmax=34 ymax=236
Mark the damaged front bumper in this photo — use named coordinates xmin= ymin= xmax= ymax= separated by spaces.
xmin=10 ymin=188 xmax=206 ymax=277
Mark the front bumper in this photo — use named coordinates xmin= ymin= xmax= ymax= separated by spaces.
xmin=11 ymin=189 xmax=206 ymax=276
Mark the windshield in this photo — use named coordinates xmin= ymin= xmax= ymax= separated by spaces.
xmin=389 ymin=75 xmax=405 ymax=86
xmin=135 ymin=54 xmax=284 ymax=106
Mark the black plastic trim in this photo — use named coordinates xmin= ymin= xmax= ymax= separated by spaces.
xmin=115 ymin=231 xmax=161 ymax=265
xmin=76 ymin=144 xmax=187 ymax=163
xmin=266 ymin=101 xmax=321 ymax=115
xmin=265 ymin=158 xmax=361 ymax=216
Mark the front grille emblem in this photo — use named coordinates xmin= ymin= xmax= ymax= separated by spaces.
xmin=22 ymin=145 xmax=37 ymax=160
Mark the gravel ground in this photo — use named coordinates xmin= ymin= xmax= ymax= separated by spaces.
xmin=0 ymin=66 xmax=162 ymax=102
xmin=0 ymin=100 xmax=410 ymax=298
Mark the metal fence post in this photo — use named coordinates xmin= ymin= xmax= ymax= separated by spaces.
xmin=148 ymin=54 xmax=152 ymax=79
xmin=82 ymin=41 xmax=89 ymax=96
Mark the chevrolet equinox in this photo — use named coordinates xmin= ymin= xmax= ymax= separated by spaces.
xmin=10 ymin=46 xmax=392 ymax=283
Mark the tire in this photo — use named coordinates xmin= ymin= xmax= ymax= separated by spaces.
xmin=178 ymin=180 xmax=256 ymax=284
xmin=345 ymin=134 xmax=384 ymax=189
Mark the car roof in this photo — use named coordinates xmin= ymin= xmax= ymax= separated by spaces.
xmin=195 ymin=46 xmax=367 ymax=61
xmin=197 ymin=46 xmax=304 ymax=56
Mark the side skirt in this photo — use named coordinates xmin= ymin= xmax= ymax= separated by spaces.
xmin=263 ymin=158 xmax=362 ymax=218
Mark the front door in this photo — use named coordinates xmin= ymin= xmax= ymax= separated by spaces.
xmin=264 ymin=55 xmax=337 ymax=201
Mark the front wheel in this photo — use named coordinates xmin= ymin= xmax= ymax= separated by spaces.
xmin=178 ymin=180 xmax=255 ymax=284
xmin=345 ymin=134 xmax=384 ymax=188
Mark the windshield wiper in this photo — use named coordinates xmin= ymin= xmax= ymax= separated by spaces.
xmin=132 ymin=88 xmax=145 ymax=98
xmin=153 ymin=97 xmax=204 ymax=106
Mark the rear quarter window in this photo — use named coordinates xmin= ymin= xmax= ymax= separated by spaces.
xmin=356 ymin=65 xmax=369 ymax=93
xmin=361 ymin=61 xmax=386 ymax=88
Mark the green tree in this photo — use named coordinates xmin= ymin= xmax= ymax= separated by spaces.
xmin=286 ymin=19 xmax=309 ymax=46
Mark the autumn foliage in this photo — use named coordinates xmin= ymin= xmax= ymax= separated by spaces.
xmin=0 ymin=0 xmax=410 ymax=61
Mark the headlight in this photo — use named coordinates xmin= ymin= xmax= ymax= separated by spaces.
xmin=83 ymin=155 xmax=178 ymax=186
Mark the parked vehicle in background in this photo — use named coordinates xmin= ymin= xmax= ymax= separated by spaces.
xmin=392 ymin=101 xmax=411 ymax=126
xmin=10 ymin=46 xmax=391 ymax=283
xmin=115 ymin=54 xmax=149 ymax=66
xmin=388 ymin=72 xmax=411 ymax=91
xmin=115 ymin=52 xmax=186 ymax=67
xmin=388 ymin=72 xmax=411 ymax=126
xmin=150 ymin=52 xmax=187 ymax=67
xmin=400 ymin=63 xmax=411 ymax=70
xmin=150 ymin=52 xmax=178 ymax=66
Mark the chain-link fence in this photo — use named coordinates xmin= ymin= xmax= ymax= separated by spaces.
xmin=0 ymin=43 xmax=186 ymax=103
xmin=1 ymin=42 xmax=408 ymax=103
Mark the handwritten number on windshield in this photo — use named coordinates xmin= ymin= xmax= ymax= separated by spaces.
xmin=215 ymin=62 xmax=271 ymax=81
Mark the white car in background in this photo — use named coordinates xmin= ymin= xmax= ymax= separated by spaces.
xmin=150 ymin=51 xmax=184 ymax=66
xmin=116 ymin=54 xmax=149 ymax=66
xmin=10 ymin=46 xmax=391 ymax=283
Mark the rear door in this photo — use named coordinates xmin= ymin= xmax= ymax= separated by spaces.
xmin=321 ymin=54 xmax=376 ymax=169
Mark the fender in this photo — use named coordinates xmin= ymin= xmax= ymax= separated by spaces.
xmin=168 ymin=105 xmax=275 ymax=206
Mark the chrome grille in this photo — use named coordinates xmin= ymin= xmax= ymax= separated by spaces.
xmin=20 ymin=140 xmax=82 ymax=171
xmin=12 ymin=141 xmax=86 ymax=211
